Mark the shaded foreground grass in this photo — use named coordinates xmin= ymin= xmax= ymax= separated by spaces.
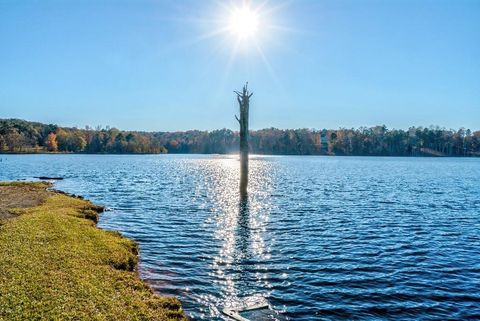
xmin=0 ymin=182 xmax=187 ymax=321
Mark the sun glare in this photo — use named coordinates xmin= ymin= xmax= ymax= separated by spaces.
xmin=184 ymin=0 xmax=289 ymax=86
xmin=228 ymin=6 xmax=259 ymax=40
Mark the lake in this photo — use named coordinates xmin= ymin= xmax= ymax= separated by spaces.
xmin=1 ymin=154 xmax=479 ymax=320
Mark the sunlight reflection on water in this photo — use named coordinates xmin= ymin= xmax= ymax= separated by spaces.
xmin=192 ymin=156 xmax=276 ymax=318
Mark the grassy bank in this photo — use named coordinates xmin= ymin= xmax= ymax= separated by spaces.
xmin=0 ymin=182 xmax=186 ymax=321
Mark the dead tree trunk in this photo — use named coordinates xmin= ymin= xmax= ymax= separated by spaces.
xmin=235 ymin=83 xmax=253 ymax=196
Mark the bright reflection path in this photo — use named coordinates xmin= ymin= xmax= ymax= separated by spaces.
xmin=195 ymin=155 xmax=275 ymax=318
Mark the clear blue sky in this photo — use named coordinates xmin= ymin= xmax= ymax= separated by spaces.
xmin=1 ymin=0 xmax=479 ymax=131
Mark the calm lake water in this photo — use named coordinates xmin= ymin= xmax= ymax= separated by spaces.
xmin=1 ymin=155 xmax=480 ymax=320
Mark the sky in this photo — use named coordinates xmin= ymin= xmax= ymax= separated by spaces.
xmin=0 ymin=0 xmax=479 ymax=132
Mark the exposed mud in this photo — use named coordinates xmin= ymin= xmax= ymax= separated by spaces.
xmin=0 ymin=182 xmax=52 ymax=220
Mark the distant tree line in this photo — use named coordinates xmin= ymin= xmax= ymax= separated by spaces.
xmin=1 ymin=119 xmax=479 ymax=156
xmin=0 ymin=119 xmax=166 ymax=154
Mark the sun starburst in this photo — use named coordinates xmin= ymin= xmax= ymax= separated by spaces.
xmin=171 ymin=0 xmax=294 ymax=91
xmin=228 ymin=6 xmax=260 ymax=40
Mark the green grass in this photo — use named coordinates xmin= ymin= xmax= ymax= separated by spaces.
xmin=0 ymin=183 xmax=187 ymax=321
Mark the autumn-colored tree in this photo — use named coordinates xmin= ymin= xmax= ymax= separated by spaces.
xmin=56 ymin=128 xmax=70 ymax=151
xmin=56 ymin=129 xmax=86 ymax=152
xmin=4 ymin=128 xmax=23 ymax=152
xmin=46 ymin=132 xmax=58 ymax=152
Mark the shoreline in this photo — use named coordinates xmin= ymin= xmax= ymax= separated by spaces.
xmin=1 ymin=152 xmax=479 ymax=157
xmin=0 ymin=181 xmax=187 ymax=320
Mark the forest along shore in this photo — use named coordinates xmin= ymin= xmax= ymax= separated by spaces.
xmin=1 ymin=119 xmax=479 ymax=156
xmin=0 ymin=181 xmax=186 ymax=321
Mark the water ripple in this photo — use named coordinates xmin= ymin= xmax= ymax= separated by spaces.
xmin=1 ymin=155 xmax=479 ymax=320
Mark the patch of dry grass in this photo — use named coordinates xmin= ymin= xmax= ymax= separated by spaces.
xmin=0 ymin=181 xmax=52 ymax=220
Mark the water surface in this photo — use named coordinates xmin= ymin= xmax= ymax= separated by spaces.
xmin=1 ymin=155 xmax=479 ymax=320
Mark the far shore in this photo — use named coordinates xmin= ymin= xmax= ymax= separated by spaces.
xmin=0 ymin=151 xmax=479 ymax=157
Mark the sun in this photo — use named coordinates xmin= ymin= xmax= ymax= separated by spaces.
xmin=182 ymin=0 xmax=289 ymax=84
xmin=228 ymin=6 xmax=259 ymax=40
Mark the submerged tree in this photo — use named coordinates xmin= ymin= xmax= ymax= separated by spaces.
xmin=235 ymin=83 xmax=253 ymax=196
